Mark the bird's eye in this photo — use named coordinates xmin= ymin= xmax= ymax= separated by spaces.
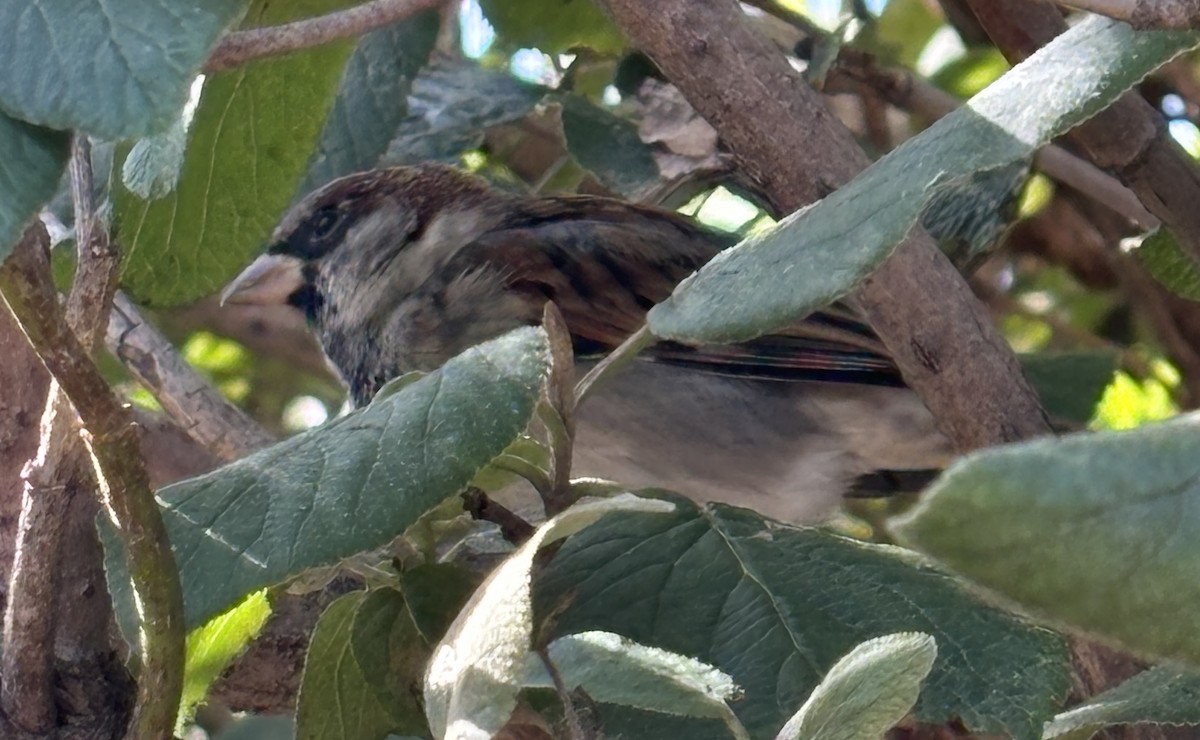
xmin=310 ymin=207 xmax=341 ymax=239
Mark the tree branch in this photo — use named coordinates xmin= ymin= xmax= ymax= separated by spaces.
xmin=204 ymin=0 xmax=447 ymax=73
xmin=0 ymin=223 xmax=184 ymax=740
xmin=964 ymin=0 xmax=1200 ymax=268
xmin=106 ymin=292 xmax=275 ymax=462
xmin=1063 ymin=0 xmax=1200 ymax=29
xmin=595 ymin=0 xmax=1050 ymax=451
xmin=820 ymin=48 xmax=1159 ymax=228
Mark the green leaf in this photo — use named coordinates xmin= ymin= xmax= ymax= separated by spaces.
xmin=348 ymin=566 xmax=476 ymax=733
xmin=775 ymin=633 xmax=937 ymax=740
xmin=477 ymin=0 xmax=625 ymax=54
xmin=0 ymin=115 xmax=69 ymax=257
xmin=0 ymin=0 xmax=246 ymax=139
xmin=892 ymin=414 xmax=1200 ymax=664
xmin=559 ymin=94 xmax=660 ymax=199
xmin=425 ymin=494 xmax=676 ymax=740
xmin=1020 ymin=352 xmax=1118 ymax=425
xmin=1128 ymin=228 xmax=1200 ymax=301
xmin=104 ymin=327 xmax=549 ymax=629
xmin=1043 ymin=665 xmax=1200 ymax=738
xmin=297 ymin=11 xmax=441 ymax=195
xmin=526 ymin=631 xmax=748 ymax=739
xmin=383 ymin=58 xmax=547 ymax=166
xmin=537 ymin=496 xmax=1069 ymax=739
xmin=296 ymin=591 xmax=400 ymax=740
xmin=181 ymin=590 xmax=271 ymax=724
xmin=344 ymin=589 xmax=431 ymax=737
xmin=115 ymin=0 xmax=357 ymax=307
xmin=648 ymin=18 xmax=1200 ymax=344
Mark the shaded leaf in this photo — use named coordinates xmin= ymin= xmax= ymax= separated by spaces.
xmin=893 ymin=413 xmax=1200 ymax=665
xmin=298 ymin=11 xmax=441 ymax=195
xmin=1043 ymin=665 xmax=1200 ymax=738
xmin=104 ymin=327 xmax=548 ymax=629
xmin=0 ymin=115 xmax=69 ymax=257
xmin=558 ymin=94 xmax=660 ymax=199
xmin=1020 ymin=352 xmax=1118 ymax=425
xmin=649 ymin=18 xmax=1200 ymax=344
xmin=425 ymin=494 xmax=675 ymax=740
xmin=296 ymin=592 xmax=400 ymax=740
xmin=116 ymin=0 xmax=358 ymax=307
xmin=383 ymin=57 xmax=547 ymax=166
xmin=349 ymin=566 xmax=476 ymax=730
xmin=538 ymin=496 xmax=1069 ymax=739
xmin=0 ymin=0 xmax=246 ymax=139
xmin=775 ymin=633 xmax=937 ymax=740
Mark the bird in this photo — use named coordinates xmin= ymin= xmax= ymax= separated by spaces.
xmin=222 ymin=163 xmax=949 ymax=522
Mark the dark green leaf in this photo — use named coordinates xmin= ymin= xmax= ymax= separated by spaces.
xmin=297 ymin=12 xmax=441 ymax=195
xmin=104 ymin=327 xmax=548 ymax=629
xmin=296 ymin=592 xmax=400 ymax=740
xmin=0 ymin=116 xmax=69 ymax=257
xmin=538 ymin=496 xmax=1069 ymax=739
xmin=559 ymin=94 xmax=659 ymax=199
xmin=1020 ymin=351 xmax=1118 ymax=425
xmin=649 ymin=18 xmax=1200 ymax=344
xmin=347 ymin=589 xmax=431 ymax=737
xmin=116 ymin=0 xmax=357 ymax=307
xmin=383 ymin=58 xmax=547 ymax=166
xmin=893 ymin=414 xmax=1200 ymax=665
xmin=348 ymin=565 xmax=475 ymax=731
xmin=0 ymin=0 xmax=246 ymax=139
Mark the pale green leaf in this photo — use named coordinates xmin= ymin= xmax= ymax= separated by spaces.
xmin=477 ymin=0 xmax=625 ymax=54
xmin=649 ymin=18 xmax=1200 ymax=344
xmin=893 ymin=413 xmax=1200 ymax=664
xmin=424 ymin=494 xmax=675 ymax=740
xmin=525 ymin=630 xmax=748 ymax=739
xmin=1043 ymin=665 xmax=1200 ymax=738
xmin=775 ymin=633 xmax=937 ymax=740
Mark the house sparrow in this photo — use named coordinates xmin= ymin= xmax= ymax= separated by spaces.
xmin=222 ymin=164 xmax=948 ymax=522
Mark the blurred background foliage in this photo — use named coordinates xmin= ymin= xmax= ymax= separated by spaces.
xmin=87 ymin=0 xmax=1200 ymax=445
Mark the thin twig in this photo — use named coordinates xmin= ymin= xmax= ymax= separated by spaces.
xmin=204 ymin=0 xmax=446 ymax=73
xmin=460 ymin=488 xmax=535 ymax=544
xmin=0 ymin=225 xmax=184 ymax=740
xmin=106 ymin=292 xmax=275 ymax=461
xmin=574 ymin=325 xmax=655 ymax=405
xmin=537 ymin=648 xmax=587 ymax=740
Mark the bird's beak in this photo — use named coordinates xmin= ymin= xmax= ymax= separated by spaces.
xmin=221 ymin=254 xmax=304 ymax=306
